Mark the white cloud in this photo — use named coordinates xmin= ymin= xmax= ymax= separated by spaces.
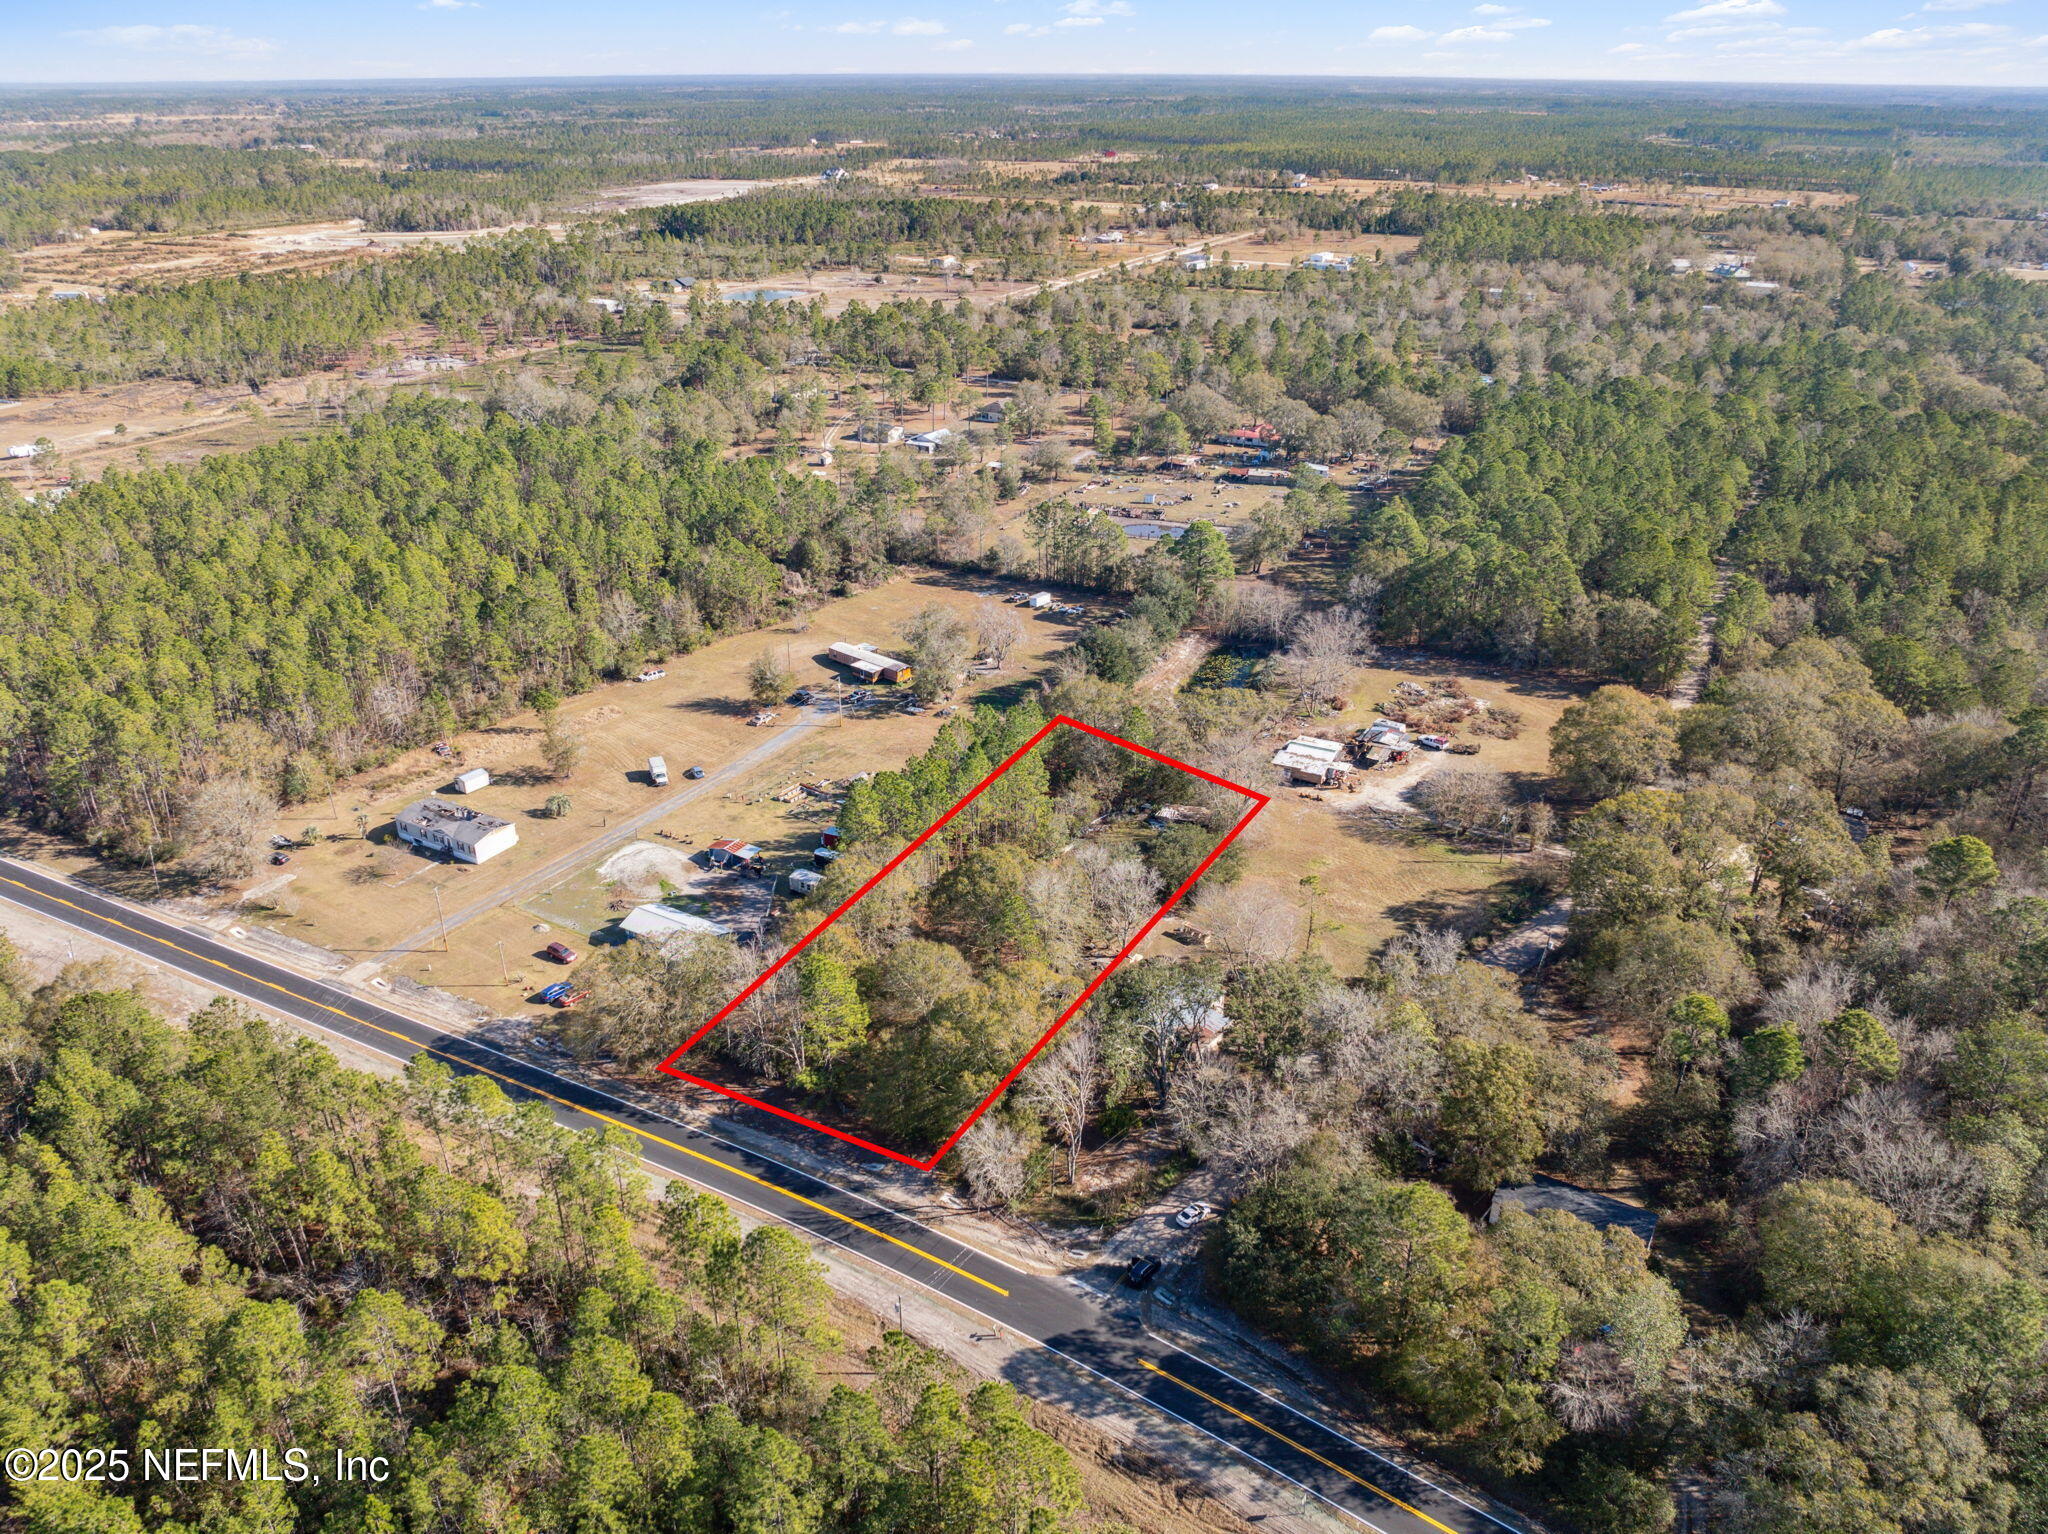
xmin=933 ymin=37 xmax=975 ymax=49
xmin=1920 ymin=0 xmax=2008 ymax=8
xmin=1061 ymin=0 xmax=1135 ymax=13
xmin=418 ymin=0 xmax=480 ymax=10
xmin=1849 ymin=21 xmax=2006 ymax=46
xmin=832 ymin=19 xmax=885 ymax=32
xmin=1663 ymin=0 xmax=1784 ymax=20
xmin=1056 ymin=13 xmax=1104 ymax=23
xmin=892 ymin=16 xmax=947 ymax=33
xmin=1473 ymin=2 xmax=1513 ymax=12
xmin=1004 ymin=20 xmax=1051 ymax=33
xmin=1369 ymin=16 xmax=1544 ymax=45
xmin=66 ymin=23 xmax=277 ymax=56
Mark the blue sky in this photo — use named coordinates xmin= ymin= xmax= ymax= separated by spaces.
xmin=8 ymin=0 xmax=2047 ymax=86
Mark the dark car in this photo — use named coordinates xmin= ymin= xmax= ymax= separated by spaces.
xmin=268 ymin=852 xmax=291 ymax=865
xmin=684 ymin=765 xmax=706 ymax=780
xmin=1124 ymin=1256 xmax=1162 ymax=1290
xmin=536 ymin=981 xmax=574 ymax=1005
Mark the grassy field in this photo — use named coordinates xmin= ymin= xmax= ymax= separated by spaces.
xmin=231 ymin=571 xmax=1092 ymax=1001
xmin=1220 ymin=651 xmax=1588 ymax=970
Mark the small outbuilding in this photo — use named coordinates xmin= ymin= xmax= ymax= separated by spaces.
xmin=1027 ymin=591 xmax=1054 ymax=610
xmin=788 ymin=867 xmax=825 ymax=896
xmin=620 ymin=903 xmax=732 ymax=942
xmin=706 ymin=838 xmax=763 ymax=869
xmin=1271 ymin=736 xmax=1352 ymax=786
xmin=451 ymin=768 xmax=491 ymax=794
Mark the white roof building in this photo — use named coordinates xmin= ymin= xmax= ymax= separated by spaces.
xmin=907 ymin=428 xmax=953 ymax=453
xmin=1302 ymin=252 xmax=1355 ymax=273
xmin=394 ymin=799 xmax=518 ymax=864
xmin=827 ymin=641 xmax=913 ymax=682
xmin=1271 ymin=736 xmax=1351 ymax=784
xmin=452 ymin=768 xmax=491 ymax=793
xmin=619 ymin=903 xmax=732 ymax=942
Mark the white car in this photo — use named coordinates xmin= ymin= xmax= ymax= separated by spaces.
xmin=635 ymin=669 xmax=667 ymax=682
xmin=1172 ymin=1201 xmax=1213 ymax=1229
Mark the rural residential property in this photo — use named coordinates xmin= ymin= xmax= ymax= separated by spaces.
xmin=0 ymin=27 xmax=2042 ymax=1534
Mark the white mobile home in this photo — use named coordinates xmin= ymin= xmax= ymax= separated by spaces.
xmin=827 ymin=641 xmax=914 ymax=684
xmin=395 ymin=799 xmax=519 ymax=864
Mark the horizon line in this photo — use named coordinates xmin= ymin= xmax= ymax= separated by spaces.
xmin=4 ymin=70 xmax=2047 ymax=97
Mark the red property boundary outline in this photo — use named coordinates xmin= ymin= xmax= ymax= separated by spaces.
xmin=655 ymin=715 xmax=1270 ymax=1169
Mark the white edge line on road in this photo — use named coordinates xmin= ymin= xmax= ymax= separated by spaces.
xmin=1037 ymin=1338 xmax=1390 ymax=1534
xmin=1145 ymin=1330 xmax=1523 ymax=1534
xmin=0 ymin=856 xmax=1009 ymax=1281
xmin=0 ymin=856 xmax=1493 ymax=1534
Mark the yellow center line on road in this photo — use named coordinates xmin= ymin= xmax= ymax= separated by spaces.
xmin=1140 ymin=1359 xmax=1456 ymax=1534
xmin=0 ymin=873 xmax=1010 ymax=1299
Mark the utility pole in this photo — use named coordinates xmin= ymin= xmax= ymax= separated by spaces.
xmin=497 ymin=938 xmax=508 ymax=985
xmin=432 ymin=882 xmax=447 ymax=952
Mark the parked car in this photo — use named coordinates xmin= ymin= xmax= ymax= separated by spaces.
xmin=684 ymin=765 xmax=706 ymax=780
xmin=635 ymin=668 xmax=667 ymax=682
xmin=536 ymin=981 xmax=574 ymax=1004
xmin=1124 ymin=1256 xmax=1163 ymax=1290
xmin=269 ymin=833 xmax=294 ymax=849
xmin=551 ymin=987 xmax=591 ymax=1009
xmin=268 ymin=852 xmax=291 ymax=866
xmin=543 ymin=941 xmax=578 ymax=964
xmin=1172 ymin=1201 xmax=1213 ymax=1229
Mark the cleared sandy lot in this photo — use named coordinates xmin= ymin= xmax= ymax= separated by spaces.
xmin=230 ymin=572 xmax=1086 ymax=990
xmin=1219 ymin=652 xmax=1587 ymax=971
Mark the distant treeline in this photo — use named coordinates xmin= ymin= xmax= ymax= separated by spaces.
xmin=5 ymin=78 xmax=2046 ymax=256
xmin=0 ymin=231 xmax=610 ymax=394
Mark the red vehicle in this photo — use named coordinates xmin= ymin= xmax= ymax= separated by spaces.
xmin=551 ymin=987 xmax=591 ymax=1009
xmin=543 ymin=941 xmax=578 ymax=964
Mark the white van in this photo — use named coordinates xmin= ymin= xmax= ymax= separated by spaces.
xmin=648 ymin=756 xmax=670 ymax=787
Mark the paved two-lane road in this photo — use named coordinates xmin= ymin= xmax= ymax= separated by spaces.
xmin=0 ymin=855 xmax=1525 ymax=1534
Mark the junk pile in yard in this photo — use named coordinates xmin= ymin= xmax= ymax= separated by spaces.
xmin=1374 ymin=677 xmax=1524 ymax=745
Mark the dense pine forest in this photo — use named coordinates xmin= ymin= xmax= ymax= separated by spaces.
xmin=0 ymin=951 xmax=1097 ymax=1533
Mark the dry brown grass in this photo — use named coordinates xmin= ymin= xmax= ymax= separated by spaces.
xmin=230 ymin=572 xmax=1082 ymax=999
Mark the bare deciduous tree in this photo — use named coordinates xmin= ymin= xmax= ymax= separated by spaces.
xmin=958 ymin=1117 xmax=1035 ymax=1210
xmin=1412 ymin=767 xmax=1513 ymax=840
xmin=1166 ymin=1059 xmax=1314 ymax=1179
xmin=1190 ymin=880 xmax=1303 ymax=959
xmin=974 ymin=601 xmax=1027 ymax=671
xmin=178 ymin=776 xmax=279 ymax=884
xmin=1022 ymin=1021 xmax=1100 ymax=1185
xmin=1273 ymin=609 xmax=1374 ymax=705
xmin=1213 ymin=582 xmax=1304 ymax=648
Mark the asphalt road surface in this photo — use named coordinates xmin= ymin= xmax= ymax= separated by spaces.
xmin=0 ymin=855 xmax=1526 ymax=1534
